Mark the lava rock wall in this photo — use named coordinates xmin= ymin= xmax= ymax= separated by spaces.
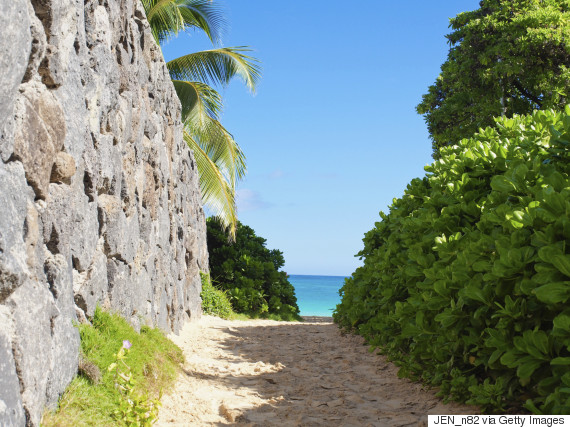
xmin=0 ymin=0 xmax=208 ymax=424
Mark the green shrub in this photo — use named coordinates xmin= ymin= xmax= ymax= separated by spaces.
xmin=334 ymin=107 xmax=570 ymax=414
xmin=200 ymin=272 xmax=235 ymax=319
xmin=42 ymin=308 xmax=183 ymax=426
xmin=207 ymin=218 xmax=301 ymax=321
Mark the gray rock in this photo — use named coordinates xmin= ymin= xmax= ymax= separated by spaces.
xmin=0 ymin=0 xmax=31 ymax=143
xmin=69 ymin=196 xmax=98 ymax=273
xmin=6 ymin=280 xmax=59 ymax=427
xmin=43 ymin=254 xmax=80 ymax=408
xmin=107 ymin=257 xmax=150 ymax=328
xmin=93 ymin=134 xmax=122 ymax=197
xmin=0 ymin=308 xmax=26 ymax=427
xmin=41 ymin=181 xmax=98 ymax=273
xmin=0 ymin=0 xmax=209 ymax=422
xmin=22 ymin=0 xmax=47 ymax=85
xmin=98 ymin=194 xmax=139 ymax=264
xmin=41 ymin=183 xmax=74 ymax=258
xmin=24 ymin=201 xmax=46 ymax=281
xmin=74 ymin=251 xmax=107 ymax=317
xmin=0 ymin=162 xmax=31 ymax=303
xmin=12 ymin=82 xmax=67 ymax=199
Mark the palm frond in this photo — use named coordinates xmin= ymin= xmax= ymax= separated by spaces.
xmin=178 ymin=2 xmax=225 ymax=44
xmin=143 ymin=0 xmax=260 ymax=241
xmin=172 ymin=80 xmax=223 ymax=124
xmin=167 ymin=47 xmax=261 ymax=93
xmin=142 ymin=0 xmax=225 ymax=45
xmin=172 ymin=80 xmax=245 ymax=184
xmin=188 ymin=116 xmax=246 ymax=188
xmin=144 ymin=0 xmax=182 ymax=43
xmin=184 ymin=131 xmax=237 ymax=240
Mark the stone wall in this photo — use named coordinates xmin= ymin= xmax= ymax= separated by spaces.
xmin=0 ymin=0 xmax=208 ymax=424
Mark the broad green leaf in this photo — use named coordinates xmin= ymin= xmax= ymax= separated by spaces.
xmin=472 ymin=260 xmax=491 ymax=272
xmin=533 ymin=282 xmax=570 ymax=304
xmin=538 ymin=245 xmax=563 ymax=263
xmin=519 ymin=278 xmax=537 ymax=295
xmin=517 ymin=357 xmax=543 ymax=380
xmin=460 ymin=286 xmax=487 ymax=304
xmin=433 ymin=280 xmax=448 ymax=296
xmin=542 ymin=187 xmax=566 ymax=215
xmin=488 ymin=349 xmax=503 ymax=365
xmin=530 ymin=330 xmax=550 ymax=356
xmin=500 ymin=350 xmax=520 ymax=368
xmin=551 ymin=255 xmax=570 ymax=278
xmin=553 ymin=313 xmax=570 ymax=332
xmin=491 ymin=175 xmax=516 ymax=193
xmin=544 ymin=171 xmax=566 ymax=192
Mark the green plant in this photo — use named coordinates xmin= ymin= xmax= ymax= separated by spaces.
xmin=334 ymin=107 xmax=570 ymax=414
xmin=417 ymin=0 xmax=570 ymax=154
xmin=108 ymin=340 xmax=161 ymax=426
xmin=207 ymin=218 xmax=301 ymax=321
xmin=200 ymin=272 xmax=235 ymax=319
xmin=42 ymin=308 xmax=183 ymax=426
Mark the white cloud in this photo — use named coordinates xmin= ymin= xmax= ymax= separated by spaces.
xmin=268 ymin=169 xmax=284 ymax=179
xmin=236 ymin=189 xmax=272 ymax=212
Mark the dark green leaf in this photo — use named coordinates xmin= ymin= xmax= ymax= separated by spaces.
xmin=533 ymin=282 xmax=570 ymax=304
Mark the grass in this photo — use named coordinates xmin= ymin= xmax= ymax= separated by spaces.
xmin=227 ymin=312 xmax=252 ymax=321
xmin=42 ymin=307 xmax=183 ymax=426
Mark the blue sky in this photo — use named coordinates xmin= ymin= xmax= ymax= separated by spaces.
xmin=162 ymin=1 xmax=480 ymax=276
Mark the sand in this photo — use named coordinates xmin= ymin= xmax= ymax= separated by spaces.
xmin=156 ymin=315 xmax=476 ymax=426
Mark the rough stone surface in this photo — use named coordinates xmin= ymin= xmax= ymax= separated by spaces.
xmin=0 ymin=308 xmax=26 ymax=427
xmin=12 ymin=81 xmax=67 ymax=199
xmin=0 ymin=162 xmax=31 ymax=304
xmin=0 ymin=0 xmax=31 ymax=162
xmin=0 ymin=0 xmax=208 ymax=424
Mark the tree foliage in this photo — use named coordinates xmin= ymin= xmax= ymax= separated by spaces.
xmin=334 ymin=108 xmax=570 ymax=414
xmin=207 ymin=218 xmax=301 ymax=320
xmin=417 ymin=0 xmax=570 ymax=154
xmin=142 ymin=0 xmax=261 ymax=239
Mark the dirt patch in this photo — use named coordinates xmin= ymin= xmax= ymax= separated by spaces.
xmin=157 ymin=316 xmax=476 ymax=426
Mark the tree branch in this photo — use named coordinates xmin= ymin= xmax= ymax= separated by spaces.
xmin=511 ymin=80 xmax=543 ymax=108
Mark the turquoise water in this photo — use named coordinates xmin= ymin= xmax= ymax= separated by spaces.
xmin=289 ymin=275 xmax=347 ymax=317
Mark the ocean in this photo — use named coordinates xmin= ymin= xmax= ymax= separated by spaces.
xmin=288 ymin=274 xmax=347 ymax=317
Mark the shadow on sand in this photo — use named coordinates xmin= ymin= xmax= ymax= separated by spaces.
xmin=174 ymin=316 xmax=475 ymax=426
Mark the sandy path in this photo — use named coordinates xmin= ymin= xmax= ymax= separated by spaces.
xmin=157 ymin=316 xmax=476 ymax=426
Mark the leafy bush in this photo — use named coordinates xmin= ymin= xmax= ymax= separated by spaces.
xmin=42 ymin=308 xmax=183 ymax=426
xmin=334 ymin=108 xmax=570 ymax=414
xmin=200 ymin=272 xmax=235 ymax=319
xmin=207 ymin=218 xmax=301 ymax=321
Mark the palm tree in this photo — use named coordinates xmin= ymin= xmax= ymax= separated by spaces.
xmin=140 ymin=0 xmax=261 ymax=239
